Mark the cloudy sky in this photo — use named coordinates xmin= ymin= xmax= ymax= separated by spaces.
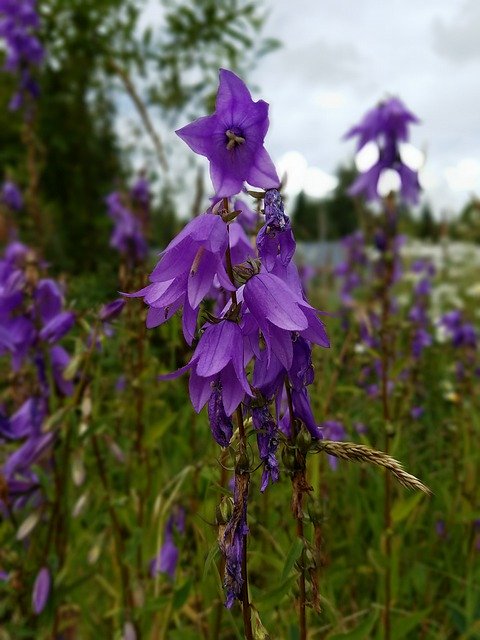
xmin=138 ymin=0 xmax=480 ymax=215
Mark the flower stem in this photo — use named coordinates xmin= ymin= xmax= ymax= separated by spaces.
xmin=224 ymin=198 xmax=253 ymax=640
xmin=380 ymin=199 xmax=396 ymax=640
xmin=285 ymin=380 xmax=307 ymax=640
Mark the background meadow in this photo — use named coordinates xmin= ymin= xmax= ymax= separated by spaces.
xmin=0 ymin=1 xmax=479 ymax=639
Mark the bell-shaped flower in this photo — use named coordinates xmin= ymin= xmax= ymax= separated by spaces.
xmin=127 ymin=214 xmax=234 ymax=344
xmin=243 ymin=271 xmax=329 ymax=369
xmin=345 ymin=97 xmax=419 ymax=150
xmin=160 ymin=319 xmax=252 ymax=417
xmin=176 ymin=69 xmax=279 ymax=197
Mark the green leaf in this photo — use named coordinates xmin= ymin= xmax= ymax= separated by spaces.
xmin=328 ymin=609 xmax=378 ymax=639
xmin=392 ymin=610 xmax=430 ymax=639
xmin=203 ymin=543 xmax=220 ymax=580
xmin=391 ymin=491 xmax=423 ymax=524
xmin=281 ymin=538 xmax=304 ymax=581
xmin=173 ymin=579 xmax=192 ymax=610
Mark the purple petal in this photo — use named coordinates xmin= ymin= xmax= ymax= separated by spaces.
xmin=32 ymin=567 xmax=51 ymax=615
xmin=246 ymin=146 xmax=279 ymax=190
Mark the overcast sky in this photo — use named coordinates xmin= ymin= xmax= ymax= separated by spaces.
xmin=138 ymin=0 xmax=480 ymax=215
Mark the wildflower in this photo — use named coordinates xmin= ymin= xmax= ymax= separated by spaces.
xmin=32 ymin=566 xmax=51 ymax=614
xmin=128 ymin=213 xmax=234 ymax=343
xmin=345 ymin=97 xmax=420 ymax=203
xmin=176 ymin=69 xmax=279 ymax=197
xmin=150 ymin=507 xmax=185 ymax=579
xmin=161 ymin=319 xmax=252 ymax=417
xmin=243 ymin=271 xmax=329 ymax=369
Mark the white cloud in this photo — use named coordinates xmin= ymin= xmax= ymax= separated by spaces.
xmin=444 ymin=158 xmax=480 ymax=192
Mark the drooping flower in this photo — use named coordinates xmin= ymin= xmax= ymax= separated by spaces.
xmin=127 ymin=213 xmax=234 ymax=344
xmin=243 ymin=270 xmax=329 ymax=369
xmin=160 ymin=319 xmax=252 ymax=418
xmin=176 ymin=69 xmax=279 ymax=197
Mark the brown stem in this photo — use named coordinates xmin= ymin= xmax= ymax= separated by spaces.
xmin=285 ymin=381 xmax=307 ymax=640
xmin=92 ymin=434 xmax=139 ymax=638
xmin=222 ymin=198 xmax=253 ymax=640
xmin=379 ymin=202 xmax=396 ymax=640
xmin=108 ymin=60 xmax=169 ymax=173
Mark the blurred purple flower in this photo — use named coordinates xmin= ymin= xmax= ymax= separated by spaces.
xmin=32 ymin=566 xmax=50 ymax=614
xmin=321 ymin=420 xmax=346 ymax=470
xmin=99 ymin=298 xmax=125 ymax=323
xmin=1 ymin=180 xmax=23 ymax=210
xmin=345 ymin=98 xmax=420 ymax=204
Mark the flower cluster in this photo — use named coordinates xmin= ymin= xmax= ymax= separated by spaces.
xmin=409 ymin=259 xmax=435 ymax=361
xmin=0 ymin=0 xmax=44 ymax=111
xmin=345 ymin=97 xmax=420 ymax=203
xmin=130 ymin=69 xmax=329 ymax=608
xmin=0 ymin=241 xmax=75 ymax=516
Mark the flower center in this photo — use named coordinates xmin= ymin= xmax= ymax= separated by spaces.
xmin=225 ymin=128 xmax=245 ymax=150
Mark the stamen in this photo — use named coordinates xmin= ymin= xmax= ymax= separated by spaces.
xmin=225 ymin=129 xmax=245 ymax=150
xmin=190 ymin=246 xmax=205 ymax=276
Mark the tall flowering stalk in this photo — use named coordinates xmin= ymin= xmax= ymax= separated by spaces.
xmin=129 ymin=69 xmax=329 ymax=639
xmin=0 ymin=240 xmax=75 ymax=616
xmin=0 ymin=0 xmax=45 ymax=236
xmin=345 ymin=97 xmax=421 ymax=640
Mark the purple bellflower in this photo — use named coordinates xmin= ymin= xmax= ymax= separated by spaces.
xmin=176 ymin=69 xmax=279 ymax=197
xmin=150 ymin=507 xmax=185 ymax=579
xmin=345 ymin=97 xmax=420 ymax=204
xmin=161 ymin=319 xmax=252 ymax=417
xmin=127 ymin=213 xmax=234 ymax=344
